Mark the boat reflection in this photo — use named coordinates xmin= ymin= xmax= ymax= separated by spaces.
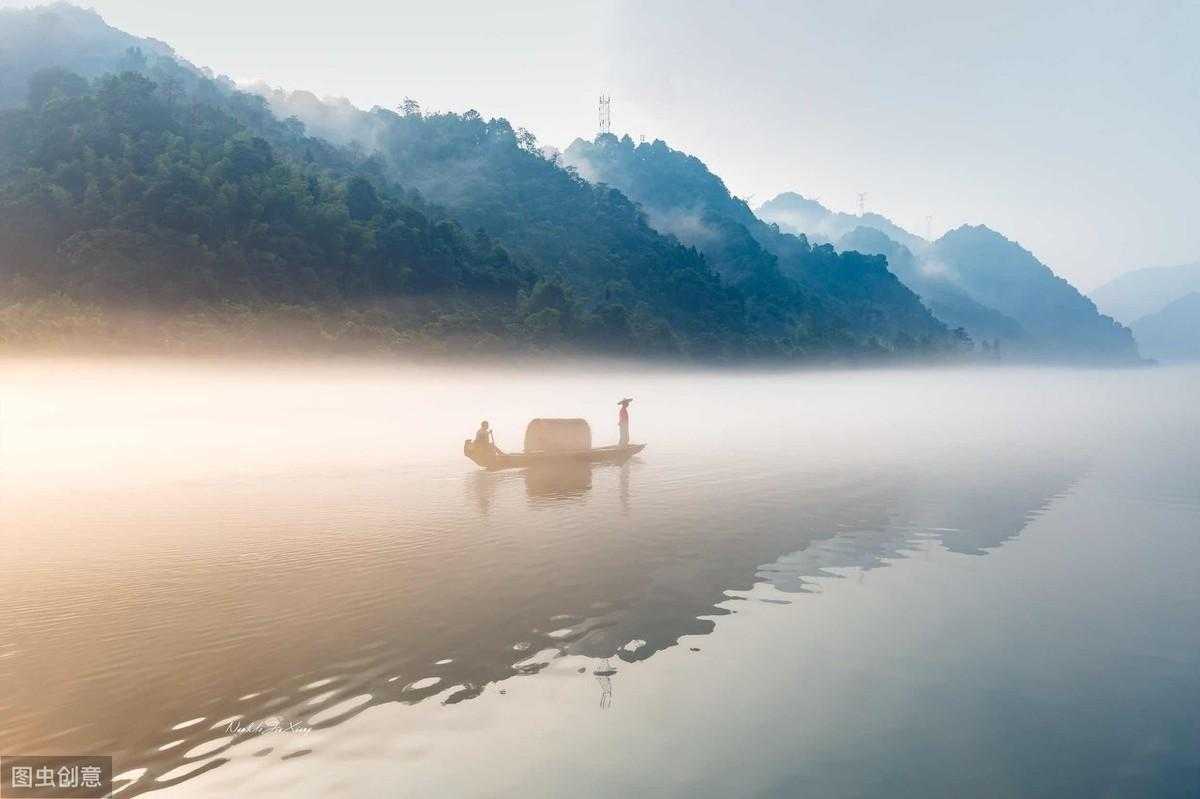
xmin=468 ymin=460 xmax=637 ymax=510
xmin=525 ymin=461 xmax=593 ymax=500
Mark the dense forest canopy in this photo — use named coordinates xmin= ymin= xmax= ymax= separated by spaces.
xmin=0 ymin=68 xmax=553 ymax=352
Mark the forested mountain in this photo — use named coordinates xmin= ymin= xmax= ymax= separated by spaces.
xmin=1131 ymin=293 xmax=1200 ymax=362
xmin=757 ymin=191 xmax=929 ymax=254
xmin=257 ymin=99 xmax=965 ymax=355
xmin=0 ymin=3 xmax=976 ymax=359
xmin=927 ymin=226 xmax=1138 ymax=361
xmin=0 ymin=4 xmax=946 ymax=358
xmin=562 ymin=134 xmax=955 ymax=351
xmin=836 ymin=227 xmax=1024 ymax=347
xmin=1089 ymin=261 xmax=1200 ymax=325
xmin=0 ymin=68 xmax=802 ymax=357
xmin=349 ymin=114 xmax=769 ymax=356
xmin=0 ymin=68 xmax=557 ymax=352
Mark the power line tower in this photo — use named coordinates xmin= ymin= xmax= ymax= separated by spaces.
xmin=925 ymin=215 xmax=933 ymax=241
xmin=857 ymin=192 xmax=868 ymax=217
xmin=598 ymin=95 xmax=611 ymax=135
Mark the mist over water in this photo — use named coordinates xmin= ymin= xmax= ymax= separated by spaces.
xmin=1 ymin=360 xmax=1197 ymax=797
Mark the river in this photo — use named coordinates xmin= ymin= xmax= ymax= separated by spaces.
xmin=1 ymin=360 xmax=1197 ymax=797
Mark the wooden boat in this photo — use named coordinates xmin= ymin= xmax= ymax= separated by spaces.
xmin=464 ymin=417 xmax=644 ymax=470
xmin=464 ymin=441 xmax=645 ymax=470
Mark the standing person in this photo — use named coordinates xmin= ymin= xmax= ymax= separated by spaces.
xmin=617 ymin=398 xmax=632 ymax=446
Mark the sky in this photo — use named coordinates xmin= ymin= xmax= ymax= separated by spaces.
xmin=6 ymin=0 xmax=1197 ymax=288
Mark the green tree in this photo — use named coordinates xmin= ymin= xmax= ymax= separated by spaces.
xmin=345 ymin=176 xmax=381 ymax=222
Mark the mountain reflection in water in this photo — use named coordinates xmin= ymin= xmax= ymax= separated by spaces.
xmin=0 ymin=361 xmax=1128 ymax=796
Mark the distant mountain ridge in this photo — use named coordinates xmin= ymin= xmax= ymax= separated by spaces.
xmin=757 ymin=191 xmax=929 ymax=254
xmin=927 ymin=226 xmax=1138 ymax=361
xmin=1089 ymin=262 xmax=1200 ymax=325
xmin=835 ymin=227 xmax=1026 ymax=346
xmin=1131 ymin=292 xmax=1200 ymax=362
xmin=760 ymin=190 xmax=1140 ymax=362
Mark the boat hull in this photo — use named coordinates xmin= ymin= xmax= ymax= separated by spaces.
xmin=464 ymin=441 xmax=645 ymax=470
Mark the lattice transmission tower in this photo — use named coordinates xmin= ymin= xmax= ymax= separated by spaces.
xmin=599 ymin=95 xmax=611 ymax=134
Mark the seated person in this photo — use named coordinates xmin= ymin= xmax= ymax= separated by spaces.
xmin=473 ymin=420 xmax=500 ymax=454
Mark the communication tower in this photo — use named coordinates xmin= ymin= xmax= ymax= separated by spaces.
xmin=599 ymin=95 xmax=611 ymax=134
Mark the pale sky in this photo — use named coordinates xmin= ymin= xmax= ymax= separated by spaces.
xmin=7 ymin=0 xmax=1198 ymax=288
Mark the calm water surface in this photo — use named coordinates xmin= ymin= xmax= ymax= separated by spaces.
xmin=1 ymin=360 xmax=1197 ymax=797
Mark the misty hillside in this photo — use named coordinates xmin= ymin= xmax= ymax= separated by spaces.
xmin=568 ymin=137 xmax=1138 ymax=362
xmin=0 ymin=4 xmax=960 ymax=359
xmin=291 ymin=103 xmax=834 ymax=357
xmin=927 ymin=226 xmax=1138 ymax=361
xmin=562 ymin=134 xmax=954 ymax=350
xmin=1089 ymin=261 xmax=1200 ymax=325
xmin=0 ymin=3 xmax=209 ymax=106
xmin=757 ymin=191 xmax=929 ymax=254
xmin=1131 ymin=292 xmax=1200 ymax=362
xmin=836 ymin=227 xmax=1025 ymax=347
xmin=255 ymin=90 xmax=965 ymax=356
xmin=769 ymin=188 xmax=1140 ymax=362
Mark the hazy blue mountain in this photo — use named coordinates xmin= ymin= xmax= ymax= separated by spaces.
xmin=757 ymin=191 xmax=929 ymax=254
xmin=1089 ymin=262 xmax=1200 ymax=325
xmin=831 ymin=217 xmax=1140 ymax=362
xmin=1131 ymin=292 xmax=1200 ymax=362
xmin=562 ymin=134 xmax=954 ymax=351
xmin=927 ymin=226 xmax=1139 ymax=361
xmin=836 ymin=227 xmax=1025 ymax=346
